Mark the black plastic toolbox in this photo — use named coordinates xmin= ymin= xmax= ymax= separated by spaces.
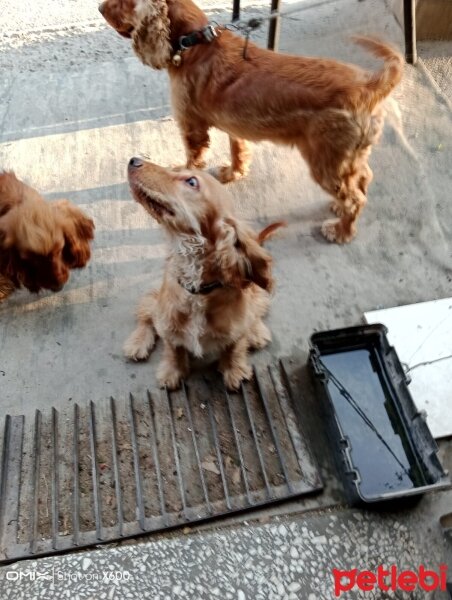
xmin=309 ymin=324 xmax=449 ymax=505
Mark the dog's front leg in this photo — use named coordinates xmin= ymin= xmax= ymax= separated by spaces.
xmin=217 ymin=137 xmax=251 ymax=184
xmin=219 ymin=336 xmax=252 ymax=391
xmin=123 ymin=290 xmax=158 ymax=360
xmin=157 ymin=341 xmax=189 ymax=390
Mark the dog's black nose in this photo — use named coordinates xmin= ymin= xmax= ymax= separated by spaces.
xmin=129 ymin=157 xmax=144 ymax=169
xmin=98 ymin=2 xmax=105 ymax=15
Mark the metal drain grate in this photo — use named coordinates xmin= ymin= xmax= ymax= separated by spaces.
xmin=0 ymin=361 xmax=322 ymax=563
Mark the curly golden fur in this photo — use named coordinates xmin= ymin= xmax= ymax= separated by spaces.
xmin=99 ymin=0 xmax=403 ymax=243
xmin=0 ymin=172 xmax=95 ymax=300
xmin=123 ymin=157 xmax=284 ymax=390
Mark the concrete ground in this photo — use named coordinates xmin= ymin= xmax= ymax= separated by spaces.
xmin=0 ymin=0 xmax=451 ymax=598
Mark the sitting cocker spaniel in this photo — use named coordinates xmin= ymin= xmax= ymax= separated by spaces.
xmin=123 ymin=157 xmax=284 ymax=390
xmin=0 ymin=171 xmax=95 ymax=300
xmin=99 ymin=0 xmax=403 ymax=243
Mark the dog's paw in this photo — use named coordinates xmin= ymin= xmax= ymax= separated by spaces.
xmin=321 ymin=219 xmax=356 ymax=244
xmin=157 ymin=365 xmax=184 ymax=390
xmin=123 ymin=325 xmax=156 ymax=361
xmin=222 ymin=363 xmax=253 ymax=391
xmin=215 ymin=166 xmax=248 ymax=184
xmin=248 ymin=321 xmax=272 ymax=350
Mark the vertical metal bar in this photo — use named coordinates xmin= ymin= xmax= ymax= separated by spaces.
xmin=404 ymin=0 xmax=417 ymax=64
xmin=110 ymin=397 xmax=124 ymax=536
xmin=0 ymin=415 xmax=11 ymax=544
xmin=129 ymin=394 xmax=146 ymax=531
xmin=253 ymin=367 xmax=293 ymax=492
xmin=223 ymin=389 xmax=253 ymax=504
xmin=267 ymin=0 xmax=282 ymax=51
xmin=165 ymin=388 xmax=188 ymax=519
xmin=0 ymin=416 xmax=24 ymax=548
xmin=275 ymin=361 xmax=322 ymax=490
xmin=51 ymin=408 xmax=59 ymax=549
xmin=147 ymin=391 xmax=168 ymax=526
xmin=269 ymin=363 xmax=304 ymax=460
xmin=72 ymin=403 xmax=80 ymax=546
xmin=29 ymin=410 xmax=42 ymax=553
xmin=205 ymin=395 xmax=231 ymax=510
xmin=232 ymin=0 xmax=240 ymax=22
xmin=88 ymin=401 xmax=102 ymax=540
xmin=181 ymin=382 xmax=212 ymax=514
xmin=241 ymin=383 xmax=272 ymax=498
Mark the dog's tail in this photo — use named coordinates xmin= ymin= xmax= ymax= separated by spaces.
xmin=258 ymin=221 xmax=287 ymax=245
xmin=353 ymin=36 xmax=404 ymax=111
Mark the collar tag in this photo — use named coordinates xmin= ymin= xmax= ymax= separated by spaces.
xmin=202 ymin=25 xmax=218 ymax=42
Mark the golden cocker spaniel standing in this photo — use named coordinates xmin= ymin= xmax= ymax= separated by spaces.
xmin=99 ymin=0 xmax=403 ymax=243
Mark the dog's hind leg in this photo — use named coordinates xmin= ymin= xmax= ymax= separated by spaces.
xmin=179 ymin=119 xmax=211 ymax=170
xmin=217 ymin=137 xmax=251 ymax=184
xmin=321 ymin=175 xmax=368 ymax=243
xmin=330 ymin=163 xmax=372 ymax=216
xmin=123 ymin=290 xmax=158 ymax=361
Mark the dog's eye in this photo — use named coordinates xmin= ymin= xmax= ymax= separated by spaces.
xmin=184 ymin=177 xmax=199 ymax=190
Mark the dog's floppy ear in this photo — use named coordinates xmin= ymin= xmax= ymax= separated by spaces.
xmin=52 ymin=200 xmax=95 ymax=268
xmin=216 ymin=218 xmax=274 ymax=292
xmin=132 ymin=0 xmax=172 ymax=70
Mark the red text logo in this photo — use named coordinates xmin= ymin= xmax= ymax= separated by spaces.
xmin=333 ymin=565 xmax=448 ymax=597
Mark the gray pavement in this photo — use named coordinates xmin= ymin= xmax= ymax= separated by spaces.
xmin=0 ymin=0 xmax=451 ymax=598
xmin=0 ymin=508 xmax=449 ymax=600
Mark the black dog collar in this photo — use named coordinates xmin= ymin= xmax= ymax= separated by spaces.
xmin=172 ymin=24 xmax=218 ymax=66
xmin=178 ymin=279 xmax=224 ymax=295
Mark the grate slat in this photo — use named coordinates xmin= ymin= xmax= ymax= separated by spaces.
xmin=241 ymin=382 xmax=273 ymax=499
xmin=147 ymin=391 xmax=168 ymax=526
xmin=223 ymin=388 xmax=253 ymax=504
xmin=129 ymin=394 xmax=146 ymax=531
xmin=29 ymin=410 xmax=42 ymax=554
xmin=269 ymin=363 xmax=301 ymax=461
xmin=0 ymin=416 xmax=11 ymax=546
xmin=253 ymin=367 xmax=293 ymax=493
xmin=72 ymin=403 xmax=80 ymax=546
xmin=182 ymin=382 xmax=212 ymax=514
xmin=271 ymin=361 xmax=321 ymax=489
xmin=88 ymin=401 xmax=103 ymax=540
xmin=0 ymin=416 xmax=24 ymax=548
xmin=51 ymin=407 xmax=60 ymax=549
xmin=165 ymin=388 xmax=189 ymax=520
xmin=0 ymin=415 xmax=11 ymax=545
xmin=110 ymin=397 xmax=124 ymax=536
xmin=205 ymin=394 xmax=231 ymax=510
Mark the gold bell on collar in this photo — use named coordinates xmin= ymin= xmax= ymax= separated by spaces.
xmin=172 ymin=51 xmax=182 ymax=67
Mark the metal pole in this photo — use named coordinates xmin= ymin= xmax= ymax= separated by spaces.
xmin=267 ymin=0 xmax=282 ymax=51
xmin=404 ymin=0 xmax=417 ymax=64
xmin=232 ymin=0 xmax=240 ymax=22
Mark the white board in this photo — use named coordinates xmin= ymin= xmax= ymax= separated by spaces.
xmin=365 ymin=298 xmax=452 ymax=439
